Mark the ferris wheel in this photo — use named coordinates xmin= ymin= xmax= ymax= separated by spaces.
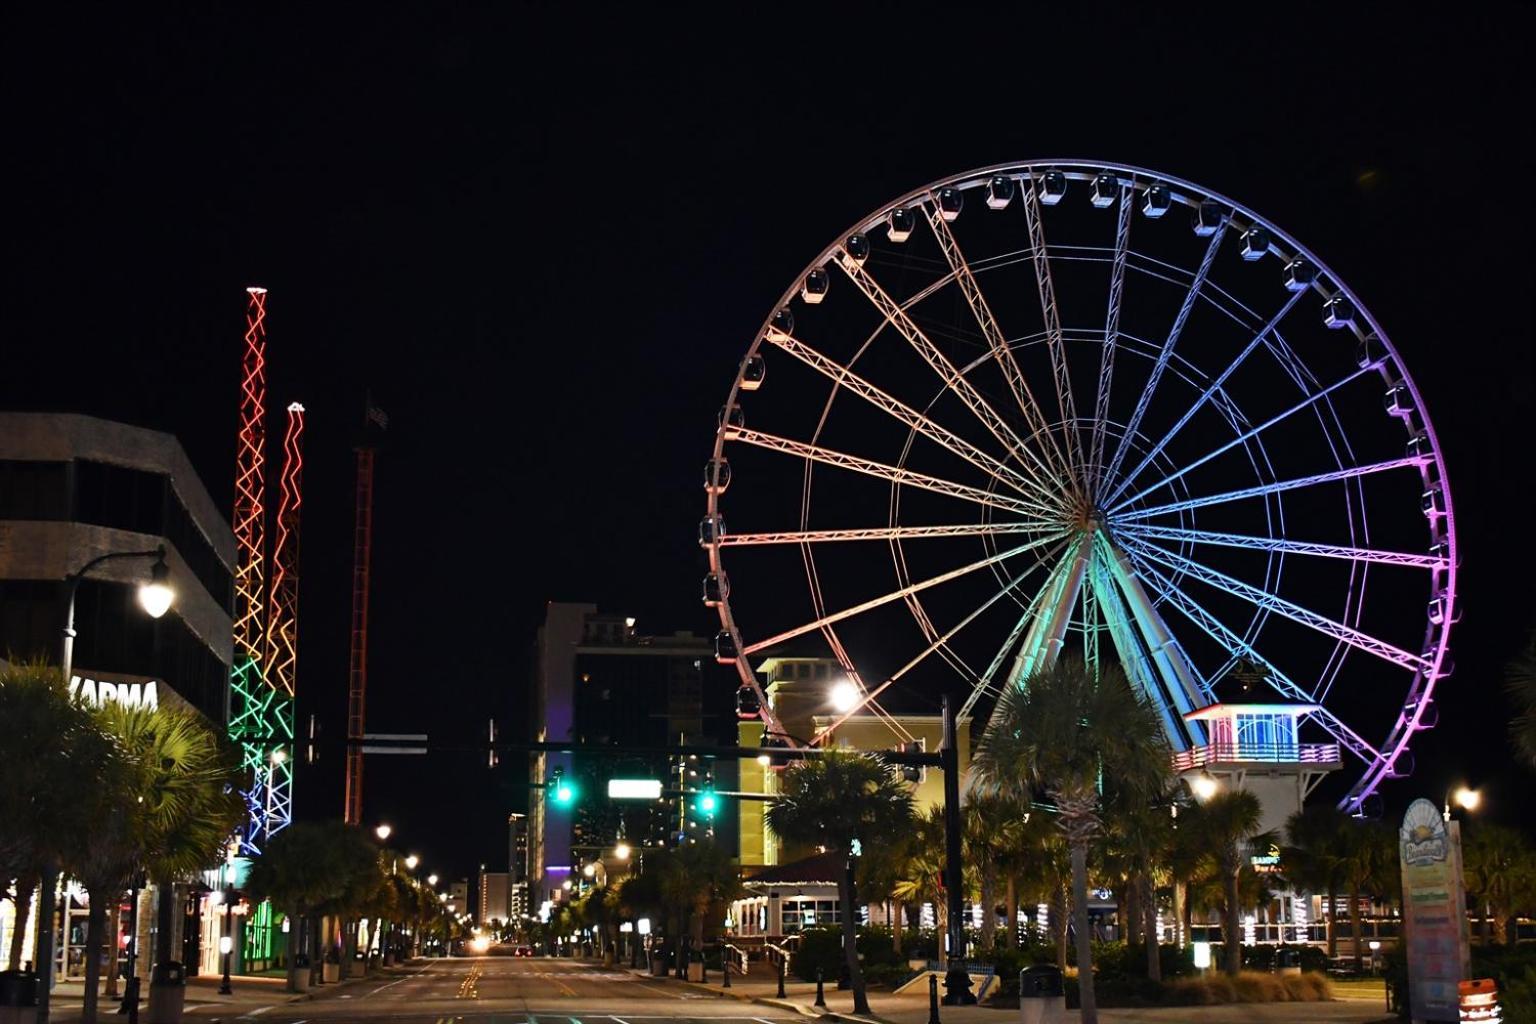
xmin=702 ymin=160 xmax=1456 ymax=812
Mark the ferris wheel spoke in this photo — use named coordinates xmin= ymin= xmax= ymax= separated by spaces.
xmin=720 ymin=521 xmax=1049 ymax=546
xmin=923 ymin=199 xmax=1075 ymax=486
xmin=730 ymin=427 xmax=1060 ymax=519
xmin=1121 ymin=546 xmax=1385 ymax=766
xmin=958 ymin=562 xmax=1061 ymax=721
xmin=835 ymin=250 xmax=1062 ymax=494
xmin=740 ymin=530 xmax=1070 ymax=656
xmin=765 ymin=328 xmax=1060 ymax=506
xmin=1098 ymin=224 xmax=1228 ymax=502
xmin=815 ymin=535 xmax=1071 ymax=740
xmin=1118 ymin=534 xmax=1428 ymax=672
xmin=1020 ymin=182 xmax=1085 ymax=487
xmin=1115 ymin=522 xmax=1449 ymax=570
xmin=1112 ymin=455 xmax=1424 ymax=523
xmin=1102 ymin=288 xmax=1309 ymax=508
xmin=1108 ymin=361 xmax=1382 ymax=514
xmin=1086 ymin=183 xmax=1134 ymax=497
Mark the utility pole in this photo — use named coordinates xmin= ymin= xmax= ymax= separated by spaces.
xmin=941 ymin=694 xmax=975 ymax=1005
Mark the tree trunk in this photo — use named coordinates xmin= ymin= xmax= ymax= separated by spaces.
xmin=891 ymin=899 xmax=903 ymax=954
xmin=1124 ymin=882 xmax=1141 ymax=946
xmin=285 ymin=907 xmax=302 ymax=993
xmin=1223 ymin=866 xmax=1242 ymax=976
xmin=105 ymin=897 xmax=122 ymax=1000
xmin=1005 ymin=877 xmax=1019 ymax=951
xmin=1054 ymin=885 xmax=1068 ymax=973
xmin=7 ymin=875 xmax=34 ymax=969
xmin=1175 ymin=879 xmax=1188 ymax=949
xmin=152 ymin=882 xmax=177 ymax=967
xmin=1144 ymin=881 xmax=1160 ymax=981
xmin=82 ymin=892 xmax=108 ymax=1024
xmin=979 ymin=871 xmax=997 ymax=952
xmin=1349 ymin=880 xmax=1363 ymax=974
xmin=1326 ymin=881 xmax=1338 ymax=958
xmin=1069 ymin=843 xmax=1098 ymax=1024
xmin=839 ymin=860 xmax=869 ymax=1014
xmin=34 ymin=865 xmax=58 ymax=1024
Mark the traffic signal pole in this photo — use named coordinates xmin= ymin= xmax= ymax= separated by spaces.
xmin=940 ymin=693 xmax=975 ymax=1005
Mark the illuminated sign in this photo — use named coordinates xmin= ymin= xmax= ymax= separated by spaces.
xmin=608 ymin=779 xmax=663 ymax=800
xmin=1250 ymin=844 xmax=1282 ymax=873
xmin=70 ymin=673 xmax=159 ymax=711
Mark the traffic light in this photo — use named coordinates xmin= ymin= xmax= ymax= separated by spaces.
xmin=696 ymin=773 xmax=719 ymax=819
xmin=549 ymin=766 xmax=577 ymax=807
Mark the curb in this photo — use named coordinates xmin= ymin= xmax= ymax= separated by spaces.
xmin=623 ymin=966 xmax=821 ymax=1018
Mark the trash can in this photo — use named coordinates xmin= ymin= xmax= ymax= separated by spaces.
xmin=146 ymin=962 xmax=186 ymax=1024
xmin=0 ymin=969 xmax=39 ymax=1024
xmin=1018 ymin=965 xmax=1065 ymax=1024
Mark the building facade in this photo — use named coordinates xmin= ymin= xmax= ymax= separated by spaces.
xmin=0 ymin=412 xmax=237 ymax=979
xmin=528 ymin=602 xmax=737 ymax=912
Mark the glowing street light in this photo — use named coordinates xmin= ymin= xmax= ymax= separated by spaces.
xmin=1189 ymin=772 xmax=1220 ymax=802
xmin=427 ymin=874 xmax=439 ymax=886
xmin=830 ymin=678 xmax=861 ymax=714
xmin=405 ymin=854 xmax=419 ymax=870
xmin=137 ymin=555 xmax=175 ymax=619
xmin=614 ymin=842 xmax=631 ymax=861
xmin=375 ymin=824 xmax=392 ymax=841
xmin=1444 ymin=785 xmax=1481 ymax=821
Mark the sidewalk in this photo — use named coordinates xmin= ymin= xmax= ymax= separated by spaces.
xmin=41 ymin=961 xmax=420 ymax=1023
xmin=629 ymin=964 xmax=1396 ymax=1024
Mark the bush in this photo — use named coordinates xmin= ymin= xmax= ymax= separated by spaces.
xmin=1162 ymin=971 xmax=1331 ymax=1005
xmin=861 ymin=963 xmax=911 ymax=989
xmin=792 ymin=928 xmax=843 ymax=982
xmin=1091 ymin=940 xmax=1196 ymax=980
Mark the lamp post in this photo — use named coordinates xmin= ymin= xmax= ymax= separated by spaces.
xmin=60 ymin=546 xmax=174 ymax=684
xmin=218 ymin=887 xmax=234 ymax=995
xmin=33 ymin=546 xmax=174 ymax=1024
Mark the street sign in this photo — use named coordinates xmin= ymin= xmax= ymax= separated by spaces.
xmin=1399 ymin=798 xmax=1471 ymax=1021
xmin=608 ymin=778 xmax=663 ymax=800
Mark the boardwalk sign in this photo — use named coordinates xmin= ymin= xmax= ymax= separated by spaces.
xmin=1398 ymin=798 xmax=1470 ymax=1022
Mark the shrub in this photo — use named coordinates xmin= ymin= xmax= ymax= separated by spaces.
xmin=861 ymin=963 xmax=911 ymax=989
xmin=1280 ymin=972 xmax=1332 ymax=1001
xmin=791 ymin=928 xmax=842 ymax=982
xmin=1162 ymin=971 xmax=1331 ymax=1005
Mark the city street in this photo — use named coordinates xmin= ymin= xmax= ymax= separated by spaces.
xmin=180 ymin=957 xmax=800 ymax=1024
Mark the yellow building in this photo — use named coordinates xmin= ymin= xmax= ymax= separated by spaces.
xmin=737 ymin=655 xmax=970 ymax=868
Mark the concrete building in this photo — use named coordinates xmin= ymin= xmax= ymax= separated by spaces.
xmin=0 ymin=412 xmax=237 ymax=979
xmin=737 ymin=655 xmax=969 ymax=869
xmin=507 ymin=813 xmax=529 ymax=920
xmin=528 ymin=603 xmax=736 ymax=911
xmin=477 ymin=870 xmax=510 ymax=926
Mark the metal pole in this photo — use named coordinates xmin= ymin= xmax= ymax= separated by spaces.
xmin=928 ymin=973 xmax=941 ymax=1024
xmin=120 ymin=875 xmax=142 ymax=1023
xmin=814 ymin=966 xmax=826 ymax=1008
xmin=940 ymin=694 xmax=975 ymax=1005
xmin=777 ymin=955 xmax=786 ymax=998
xmin=219 ymin=890 xmax=233 ymax=995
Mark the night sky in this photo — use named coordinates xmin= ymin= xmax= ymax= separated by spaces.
xmin=4 ymin=8 xmax=1532 ymax=881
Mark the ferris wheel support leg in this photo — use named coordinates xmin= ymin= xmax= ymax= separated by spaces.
xmin=1005 ymin=534 xmax=1091 ymax=688
xmin=1090 ymin=557 xmax=1186 ymax=745
xmin=1098 ymin=533 xmax=1209 ymax=747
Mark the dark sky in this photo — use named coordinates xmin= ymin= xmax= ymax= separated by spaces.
xmin=4 ymin=7 xmax=1532 ymax=881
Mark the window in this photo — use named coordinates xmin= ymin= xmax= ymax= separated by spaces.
xmin=0 ymin=461 xmax=69 ymax=520
xmin=1234 ymin=712 xmax=1297 ymax=760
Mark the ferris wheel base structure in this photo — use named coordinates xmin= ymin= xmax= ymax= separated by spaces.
xmin=703 ymin=160 xmax=1456 ymax=817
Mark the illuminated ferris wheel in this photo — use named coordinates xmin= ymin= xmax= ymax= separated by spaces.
xmin=701 ymin=161 xmax=1456 ymax=812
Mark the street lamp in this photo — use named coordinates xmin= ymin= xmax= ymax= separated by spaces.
xmin=60 ymin=546 xmax=175 ymax=683
xmin=1189 ymin=771 xmax=1220 ymax=802
xmin=375 ymin=824 xmax=392 ymax=841
xmin=405 ymin=854 xmax=419 ymax=870
xmin=830 ymin=678 xmax=861 ymax=714
xmin=427 ymin=874 xmax=439 ymax=887
xmin=218 ymin=887 xmax=234 ymax=994
xmin=1443 ymin=785 xmax=1481 ymax=821
xmin=614 ymin=842 xmax=631 ymax=861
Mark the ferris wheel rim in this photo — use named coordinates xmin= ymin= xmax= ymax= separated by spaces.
xmin=704 ymin=159 xmax=1456 ymax=813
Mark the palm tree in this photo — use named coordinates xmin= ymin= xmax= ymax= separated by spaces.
xmin=247 ymin=823 xmax=360 ymax=991
xmin=1339 ymin=820 xmax=1396 ymax=970
xmin=973 ymin=657 xmax=1172 ymax=1024
xmin=1182 ymin=788 xmax=1267 ymax=976
xmin=1463 ymin=823 xmax=1536 ymax=946
xmin=892 ymin=806 xmax=948 ymax=944
xmin=1506 ymin=633 xmax=1536 ymax=769
xmin=0 ymin=661 xmax=106 ymax=978
xmin=962 ymin=792 xmax=1020 ymax=952
xmin=765 ymin=751 xmax=915 ymax=1014
xmin=1103 ymin=784 xmax=1176 ymax=980
xmin=65 ymin=701 xmax=241 ymax=1024
xmin=1283 ymin=803 xmax=1353 ymax=958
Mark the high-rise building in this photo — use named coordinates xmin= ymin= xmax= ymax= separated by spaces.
xmin=529 ymin=602 xmax=736 ymax=910
xmin=507 ymin=813 xmax=529 ymax=919
xmin=477 ymin=868 xmax=510 ymax=926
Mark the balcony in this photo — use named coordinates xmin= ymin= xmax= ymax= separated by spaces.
xmin=1172 ymin=741 xmax=1342 ymax=772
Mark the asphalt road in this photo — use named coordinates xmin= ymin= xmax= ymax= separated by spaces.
xmin=193 ymin=956 xmax=799 ymax=1024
